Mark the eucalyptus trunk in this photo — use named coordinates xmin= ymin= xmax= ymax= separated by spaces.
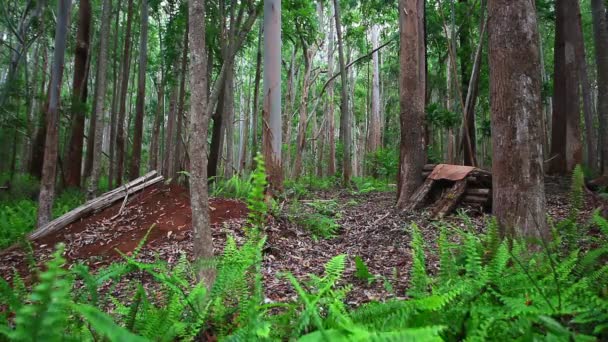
xmin=37 ymin=0 xmax=71 ymax=227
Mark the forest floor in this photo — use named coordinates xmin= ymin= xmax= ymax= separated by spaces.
xmin=0 ymin=176 xmax=597 ymax=306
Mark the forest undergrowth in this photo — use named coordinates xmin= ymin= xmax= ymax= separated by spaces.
xmin=1 ymin=163 xmax=608 ymax=341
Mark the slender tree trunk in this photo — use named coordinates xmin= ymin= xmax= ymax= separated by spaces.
xmin=549 ymin=0 xmax=583 ymax=174
xmin=188 ymin=0 xmax=215 ymax=286
xmin=333 ymin=0 xmax=352 ymax=184
xmin=115 ymin=0 xmax=135 ymax=185
xmin=238 ymin=78 xmax=248 ymax=173
xmin=22 ymin=41 xmax=43 ymax=172
xmin=263 ymin=0 xmax=283 ymax=193
xmin=461 ymin=0 xmax=486 ymax=166
xmin=64 ymin=0 xmax=92 ymax=188
xmin=396 ymin=0 xmax=426 ymax=209
xmin=29 ymin=46 xmax=49 ymax=178
xmin=293 ymin=46 xmax=313 ymax=178
xmin=488 ymin=0 xmax=548 ymax=239
xmin=150 ymin=78 xmax=166 ymax=172
xmin=208 ymin=84 xmax=226 ymax=181
xmin=109 ymin=1 xmax=123 ymax=190
xmin=174 ymin=23 xmax=189 ymax=179
xmin=250 ymin=24 xmax=263 ymax=167
xmin=282 ymin=47 xmax=297 ymax=176
xmin=591 ymin=0 xmax=608 ymax=176
xmin=573 ymin=14 xmax=597 ymax=172
xmin=327 ymin=0 xmax=336 ymax=176
xmin=129 ymin=0 xmax=149 ymax=180
xmin=367 ymin=24 xmax=382 ymax=154
xmin=37 ymin=0 xmax=71 ymax=227
xmin=87 ymin=0 xmax=112 ymax=199
xmin=224 ymin=67 xmax=235 ymax=179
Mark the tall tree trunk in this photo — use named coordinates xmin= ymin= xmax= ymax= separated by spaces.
xmin=549 ymin=0 xmax=583 ymax=174
xmin=488 ymin=0 xmax=548 ymax=239
xmin=573 ymin=13 xmax=597 ymax=173
xmin=174 ymin=23 xmax=189 ymax=179
xmin=293 ymin=46 xmax=313 ymax=178
xmin=22 ymin=41 xmax=43 ymax=172
xmin=282 ymin=46 xmax=297 ymax=177
xmin=591 ymin=0 xmax=608 ymax=176
xmin=250 ymin=24 xmax=263 ymax=167
xmin=150 ymin=78 xmax=166 ymax=172
xmin=29 ymin=46 xmax=49 ymax=178
xmin=37 ymin=0 xmax=71 ymax=227
xmin=64 ymin=0 xmax=92 ymax=188
xmin=208 ymin=84 xmax=226 ymax=181
xmin=333 ymin=0 xmax=352 ymax=184
xmin=188 ymin=0 xmax=215 ymax=286
xmin=224 ymin=67 xmax=235 ymax=179
xmin=238 ymin=77 xmax=248 ymax=173
xmin=367 ymin=24 xmax=381 ymax=154
xmin=396 ymin=0 xmax=426 ymax=209
xmin=129 ymin=0 xmax=149 ymax=180
xmin=109 ymin=1 xmax=123 ymax=190
xmin=115 ymin=0 xmax=135 ymax=185
xmin=263 ymin=0 xmax=283 ymax=193
xmin=87 ymin=0 xmax=112 ymax=198
xmin=461 ymin=0 xmax=486 ymax=166
xmin=326 ymin=0 xmax=336 ymax=176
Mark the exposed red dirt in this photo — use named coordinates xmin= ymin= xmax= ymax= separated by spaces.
xmin=0 ymin=184 xmax=248 ymax=280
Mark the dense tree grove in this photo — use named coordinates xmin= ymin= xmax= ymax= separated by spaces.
xmin=1 ymin=0 xmax=608 ymax=289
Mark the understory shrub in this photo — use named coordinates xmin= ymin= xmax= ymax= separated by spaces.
xmin=0 ymin=189 xmax=84 ymax=249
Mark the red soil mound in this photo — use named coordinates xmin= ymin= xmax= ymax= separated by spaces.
xmin=0 ymin=184 xmax=247 ymax=279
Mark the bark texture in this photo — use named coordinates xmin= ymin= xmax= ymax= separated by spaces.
xmin=37 ymin=0 xmax=71 ymax=227
xmin=129 ymin=0 xmax=149 ymax=180
xmin=87 ymin=0 xmax=112 ymax=199
xmin=333 ymin=0 xmax=352 ymax=184
xmin=396 ymin=0 xmax=426 ymax=209
xmin=549 ymin=0 xmax=583 ymax=174
xmin=487 ymin=0 xmax=548 ymax=239
xmin=591 ymin=0 xmax=608 ymax=176
xmin=263 ymin=0 xmax=283 ymax=193
xmin=188 ymin=0 xmax=215 ymax=287
xmin=64 ymin=0 xmax=92 ymax=188
xmin=367 ymin=24 xmax=382 ymax=154
xmin=115 ymin=0 xmax=135 ymax=185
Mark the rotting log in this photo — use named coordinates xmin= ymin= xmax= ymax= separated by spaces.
xmin=407 ymin=164 xmax=493 ymax=217
xmin=404 ymin=177 xmax=436 ymax=211
xmin=29 ymin=171 xmax=163 ymax=240
xmin=432 ymin=179 xmax=468 ymax=218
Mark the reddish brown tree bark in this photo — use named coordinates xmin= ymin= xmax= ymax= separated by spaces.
xmin=549 ymin=0 xmax=583 ymax=174
xmin=64 ymin=0 xmax=92 ymax=188
xmin=396 ymin=0 xmax=426 ymax=209
xmin=115 ymin=0 xmax=135 ymax=185
xmin=488 ymin=0 xmax=548 ymax=239
xmin=129 ymin=0 xmax=149 ymax=180
xmin=37 ymin=0 xmax=71 ymax=227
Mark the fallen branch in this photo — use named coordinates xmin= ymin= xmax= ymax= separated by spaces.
xmin=29 ymin=171 xmax=163 ymax=240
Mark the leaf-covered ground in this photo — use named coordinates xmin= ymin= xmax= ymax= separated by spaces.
xmin=0 ymin=176 xmax=597 ymax=307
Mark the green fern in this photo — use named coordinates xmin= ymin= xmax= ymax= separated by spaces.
xmin=408 ymin=224 xmax=429 ymax=297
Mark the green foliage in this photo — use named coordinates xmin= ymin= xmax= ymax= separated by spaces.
xmin=0 ymin=189 xmax=84 ymax=249
xmin=351 ymin=177 xmax=392 ymax=194
xmin=210 ymin=174 xmax=253 ymax=200
xmin=247 ymin=153 xmax=269 ymax=230
xmin=290 ymin=199 xmax=341 ymax=240
xmin=1 ymin=215 xmax=607 ymax=341
xmin=363 ymin=148 xmax=398 ymax=180
xmin=354 ymin=256 xmax=375 ymax=284
xmin=570 ymin=164 xmax=586 ymax=218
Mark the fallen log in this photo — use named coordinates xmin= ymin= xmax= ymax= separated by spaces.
xmin=462 ymin=195 xmax=489 ymax=204
xmin=465 ymin=188 xmax=490 ymax=196
xmin=432 ymin=179 xmax=468 ymax=218
xmin=29 ymin=171 xmax=163 ymax=240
